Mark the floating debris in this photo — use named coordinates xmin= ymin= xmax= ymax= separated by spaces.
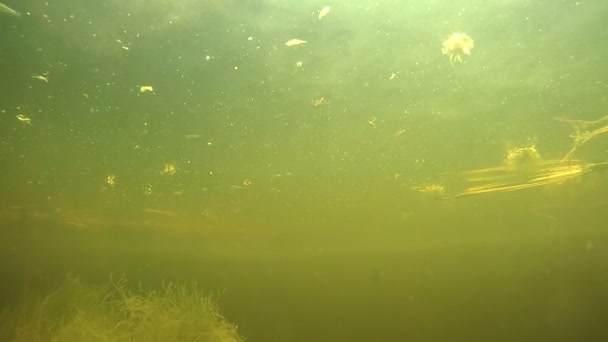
xmin=106 ymin=174 xmax=116 ymax=187
xmin=367 ymin=116 xmax=377 ymax=127
xmin=161 ymin=163 xmax=177 ymax=176
xmin=395 ymin=128 xmax=407 ymax=137
xmin=115 ymin=39 xmax=130 ymax=51
xmin=441 ymin=33 xmax=474 ymax=65
xmin=556 ymin=114 xmax=608 ymax=162
xmin=311 ymin=96 xmax=330 ymax=108
xmin=505 ymin=145 xmax=541 ymax=174
xmin=285 ymin=39 xmax=307 ymax=47
xmin=414 ymin=183 xmax=446 ymax=199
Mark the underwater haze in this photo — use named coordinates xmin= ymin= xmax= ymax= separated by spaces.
xmin=1 ymin=0 xmax=608 ymax=341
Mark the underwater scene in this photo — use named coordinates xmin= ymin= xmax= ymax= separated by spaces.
xmin=1 ymin=0 xmax=608 ymax=341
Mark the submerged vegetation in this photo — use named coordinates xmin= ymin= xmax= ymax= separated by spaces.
xmin=1 ymin=274 xmax=243 ymax=342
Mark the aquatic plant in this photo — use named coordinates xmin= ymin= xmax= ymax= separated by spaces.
xmin=2 ymin=274 xmax=243 ymax=342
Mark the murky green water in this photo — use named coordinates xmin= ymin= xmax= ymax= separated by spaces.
xmin=1 ymin=0 xmax=608 ymax=340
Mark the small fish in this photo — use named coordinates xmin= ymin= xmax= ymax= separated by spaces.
xmin=318 ymin=6 xmax=330 ymax=20
xmin=285 ymin=39 xmax=307 ymax=47
xmin=0 ymin=2 xmax=21 ymax=17
xmin=185 ymin=134 xmax=201 ymax=140
xmin=16 ymin=114 xmax=32 ymax=124
xmin=31 ymin=74 xmax=49 ymax=82
xmin=143 ymin=208 xmax=179 ymax=217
